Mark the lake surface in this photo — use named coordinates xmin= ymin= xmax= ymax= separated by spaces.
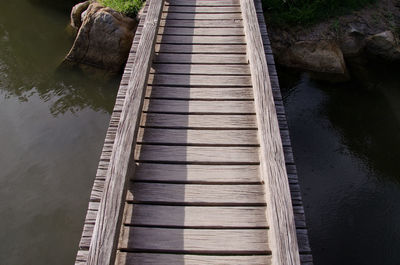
xmin=0 ymin=1 xmax=118 ymax=264
xmin=280 ymin=70 xmax=400 ymax=265
xmin=1 ymin=1 xmax=400 ymax=265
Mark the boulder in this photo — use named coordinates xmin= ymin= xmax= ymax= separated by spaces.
xmin=277 ymin=40 xmax=349 ymax=81
xmin=62 ymin=2 xmax=137 ymax=74
xmin=365 ymin=31 xmax=400 ymax=61
xmin=70 ymin=1 xmax=90 ymax=30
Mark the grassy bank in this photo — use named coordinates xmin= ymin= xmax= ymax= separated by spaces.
xmin=99 ymin=0 xmax=143 ymax=17
xmin=262 ymin=0 xmax=377 ymax=26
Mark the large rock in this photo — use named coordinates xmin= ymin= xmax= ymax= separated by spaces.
xmin=277 ymin=40 xmax=349 ymax=81
xmin=70 ymin=1 xmax=90 ymax=30
xmin=62 ymin=2 xmax=137 ymax=74
xmin=365 ymin=31 xmax=400 ymax=61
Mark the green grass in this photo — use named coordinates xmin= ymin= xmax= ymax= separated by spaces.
xmin=262 ymin=0 xmax=377 ymax=26
xmin=98 ymin=0 xmax=144 ymax=17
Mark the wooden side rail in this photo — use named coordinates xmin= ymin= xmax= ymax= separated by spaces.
xmin=86 ymin=0 xmax=164 ymax=264
xmin=240 ymin=0 xmax=301 ymax=264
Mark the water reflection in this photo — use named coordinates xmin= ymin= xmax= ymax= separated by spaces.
xmin=0 ymin=0 xmax=119 ymax=116
xmin=279 ymin=67 xmax=400 ymax=265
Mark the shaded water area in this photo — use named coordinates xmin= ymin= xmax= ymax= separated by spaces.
xmin=0 ymin=0 xmax=118 ymax=264
xmin=280 ymin=67 xmax=400 ymax=265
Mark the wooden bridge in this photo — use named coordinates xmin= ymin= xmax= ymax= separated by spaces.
xmin=75 ymin=0 xmax=312 ymax=264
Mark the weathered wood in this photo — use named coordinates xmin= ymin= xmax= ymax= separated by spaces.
xmin=153 ymin=53 xmax=247 ymax=64
xmin=155 ymin=44 xmax=247 ymax=53
xmin=163 ymin=5 xmax=242 ymax=13
xmin=140 ymin=113 xmax=258 ymax=129
xmin=142 ymin=99 xmax=255 ymax=114
xmin=127 ymin=182 xmax=265 ymax=205
xmin=151 ymin=64 xmax=250 ymax=75
xmin=119 ymin=227 xmax=270 ymax=253
xmin=240 ymin=0 xmax=301 ymax=264
xmin=133 ymin=163 xmax=260 ymax=183
xmin=86 ymin=0 xmax=164 ymax=264
xmin=161 ymin=12 xmax=242 ymax=20
xmin=157 ymin=26 xmax=244 ymax=35
xmin=147 ymin=74 xmax=251 ymax=86
xmin=166 ymin=0 xmax=240 ymax=6
xmin=146 ymin=86 xmax=253 ymax=99
xmin=156 ymin=34 xmax=245 ymax=44
xmin=137 ymin=128 xmax=259 ymax=145
xmin=123 ymin=204 xmax=268 ymax=227
xmin=116 ymin=253 xmax=271 ymax=265
xmin=135 ymin=145 xmax=259 ymax=164
xmin=159 ymin=19 xmax=243 ymax=27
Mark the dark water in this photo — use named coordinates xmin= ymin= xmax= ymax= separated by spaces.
xmin=0 ymin=0 xmax=118 ymax=264
xmin=280 ymin=69 xmax=400 ymax=265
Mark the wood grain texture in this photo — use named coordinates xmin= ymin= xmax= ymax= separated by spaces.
xmin=86 ymin=1 xmax=164 ymax=264
xmin=145 ymin=86 xmax=254 ymax=99
xmin=133 ymin=163 xmax=260 ymax=183
xmin=127 ymin=182 xmax=265 ymax=205
xmin=123 ymin=204 xmax=268 ymax=227
xmin=159 ymin=19 xmax=243 ymax=27
xmin=166 ymin=0 xmax=240 ymax=6
xmin=116 ymin=253 xmax=271 ymax=265
xmin=161 ymin=12 xmax=242 ymax=20
xmin=137 ymin=128 xmax=259 ymax=145
xmin=142 ymin=99 xmax=255 ymax=114
xmin=156 ymin=35 xmax=245 ymax=44
xmin=153 ymin=53 xmax=247 ymax=64
xmin=140 ymin=113 xmax=258 ymax=129
xmin=134 ymin=145 xmax=259 ymax=164
xmin=147 ymin=74 xmax=251 ymax=86
xmin=150 ymin=64 xmax=250 ymax=75
xmin=119 ymin=227 xmax=270 ymax=253
xmin=240 ymin=0 xmax=301 ymax=264
xmin=163 ymin=5 xmax=242 ymax=13
xmin=155 ymin=44 xmax=246 ymax=53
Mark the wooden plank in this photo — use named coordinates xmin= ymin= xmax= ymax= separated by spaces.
xmin=135 ymin=145 xmax=259 ymax=164
xmin=153 ymin=53 xmax=247 ymax=64
xmin=137 ymin=128 xmax=259 ymax=145
xmin=156 ymin=35 xmax=245 ymax=44
xmin=155 ymin=44 xmax=246 ymax=53
xmin=157 ymin=26 xmax=244 ymax=35
xmin=140 ymin=113 xmax=258 ymax=129
xmin=142 ymin=99 xmax=255 ymax=114
xmin=119 ymin=227 xmax=270 ymax=253
xmin=127 ymin=183 xmax=265 ymax=204
xmin=123 ymin=204 xmax=268 ymax=227
xmin=160 ymin=19 xmax=243 ymax=27
xmin=164 ymin=5 xmax=242 ymax=13
xmin=146 ymin=86 xmax=253 ymax=100
xmin=240 ymin=0 xmax=301 ymax=264
xmin=147 ymin=74 xmax=251 ymax=86
xmin=161 ymin=12 xmax=242 ymax=20
xmin=86 ymin=0 xmax=164 ymax=264
xmin=150 ymin=63 xmax=250 ymax=75
xmin=116 ymin=253 xmax=271 ymax=265
xmin=166 ymin=0 xmax=240 ymax=6
xmin=133 ymin=163 xmax=260 ymax=183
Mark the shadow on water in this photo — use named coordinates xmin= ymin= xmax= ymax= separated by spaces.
xmin=278 ymin=64 xmax=400 ymax=265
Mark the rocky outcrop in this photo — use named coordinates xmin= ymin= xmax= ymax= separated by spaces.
xmin=267 ymin=0 xmax=400 ymax=83
xmin=365 ymin=31 xmax=400 ymax=61
xmin=62 ymin=2 xmax=138 ymax=75
xmin=277 ymin=41 xmax=348 ymax=81
xmin=70 ymin=0 xmax=90 ymax=32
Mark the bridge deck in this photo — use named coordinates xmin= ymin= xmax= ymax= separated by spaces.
xmin=75 ymin=0 xmax=312 ymax=264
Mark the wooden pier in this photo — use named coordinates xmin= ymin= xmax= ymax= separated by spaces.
xmin=75 ymin=0 xmax=312 ymax=264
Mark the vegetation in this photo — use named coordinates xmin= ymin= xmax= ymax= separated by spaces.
xmin=98 ymin=0 xmax=144 ymax=17
xmin=262 ymin=0 xmax=377 ymax=26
